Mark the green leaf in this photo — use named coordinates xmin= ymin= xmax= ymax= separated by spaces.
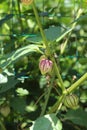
xmin=56 ymin=28 xmax=72 ymax=42
xmin=0 ymin=73 xmax=8 ymax=84
xmin=64 ymin=109 xmax=87 ymax=128
xmin=16 ymin=88 xmax=29 ymax=96
xmin=10 ymin=97 xmax=26 ymax=114
xmin=27 ymin=34 xmax=42 ymax=43
xmin=0 ymin=44 xmax=42 ymax=69
xmin=79 ymin=58 xmax=87 ymax=65
xmin=0 ymin=14 xmax=13 ymax=26
xmin=30 ymin=114 xmax=62 ymax=130
xmin=27 ymin=26 xmax=64 ymax=42
xmin=72 ymin=14 xmax=87 ymax=24
xmin=0 ymin=76 xmax=19 ymax=93
xmin=44 ymin=26 xmax=64 ymax=41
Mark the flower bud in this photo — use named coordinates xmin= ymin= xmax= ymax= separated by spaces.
xmin=64 ymin=94 xmax=79 ymax=109
xmin=39 ymin=55 xmax=53 ymax=75
xmin=21 ymin=0 xmax=33 ymax=5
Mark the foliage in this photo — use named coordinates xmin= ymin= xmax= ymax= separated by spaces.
xmin=30 ymin=114 xmax=62 ymax=130
xmin=64 ymin=108 xmax=87 ymax=128
xmin=0 ymin=0 xmax=87 ymax=130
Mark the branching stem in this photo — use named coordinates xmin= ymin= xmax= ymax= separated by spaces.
xmin=32 ymin=2 xmax=86 ymax=115
xmin=48 ymin=73 xmax=87 ymax=113
xmin=32 ymin=2 xmax=65 ymax=91
xmin=67 ymin=73 xmax=87 ymax=94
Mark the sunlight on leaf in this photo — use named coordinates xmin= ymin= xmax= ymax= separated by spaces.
xmin=0 ymin=74 xmax=8 ymax=84
xmin=30 ymin=114 xmax=62 ymax=130
xmin=16 ymin=87 xmax=29 ymax=96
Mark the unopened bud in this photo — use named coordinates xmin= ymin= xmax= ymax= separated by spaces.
xmin=39 ymin=55 xmax=53 ymax=75
xmin=21 ymin=0 xmax=33 ymax=5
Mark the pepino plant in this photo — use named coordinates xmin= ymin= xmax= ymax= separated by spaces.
xmin=0 ymin=0 xmax=87 ymax=130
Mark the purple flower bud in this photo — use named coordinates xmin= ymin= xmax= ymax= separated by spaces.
xmin=39 ymin=56 xmax=53 ymax=75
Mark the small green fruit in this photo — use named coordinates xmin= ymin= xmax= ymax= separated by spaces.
xmin=64 ymin=94 xmax=79 ymax=109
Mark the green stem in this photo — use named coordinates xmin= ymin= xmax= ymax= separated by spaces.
xmin=67 ymin=73 xmax=87 ymax=94
xmin=32 ymin=1 xmax=65 ymax=91
xmin=48 ymin=94 xmax=66 ymax=114
xmin=31 ymin=2 xmax=86 ymax=115
xmin=0 ymin=120 xmax=6 ymax=130
xmin=61 ymin=9 xmax=83 ymax=54
xmin=40 ymin=76 xmax=55 ymax=116
xmin=17 ymin=0 xmax=24 ymax=31
xmin=48 ymin=73 xmax=87 ymax=113
xmin=32 ymin=2 xmax=48 ymax=48
xmin=52 ymin=58 xmax=64 ymax=91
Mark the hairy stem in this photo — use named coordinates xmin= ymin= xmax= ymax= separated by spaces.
xmin=48 ymin=94 xmax=66 ymax=114
xmin=32 ymin=1 xmax=65 ymax=91
xmin=48 ymin=73 xmax=87 ymax=113
xmin=32 ymin=2 xmax=48 ymax=48
xmin=32 ymin=2 xmax=86 ymax=115
xmin=40 ymin=76 xmax=55 ymax=116
xmin=67 ymin=73 xmax=87 ymax=94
